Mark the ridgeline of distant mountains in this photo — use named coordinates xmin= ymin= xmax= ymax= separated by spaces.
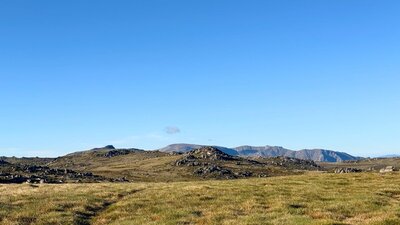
xmin=158 ymin=144 xmax=363 ymax=162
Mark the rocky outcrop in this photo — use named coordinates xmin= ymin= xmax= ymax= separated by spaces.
xmin=194 ymin=165 xmax=234 ymax=177
xmin=103 ymin=149 xmax=132 ymax=158
xmin=188 ymin=147 xmax=236 ymax=161
xmin=334 ymin=168 xmax=362 ymax=173
xmin=174 ymin=147 xmax=257 ymax=179
xmin=175 ymin=147 xmax=237 ymax=167
xmin=173 ymin=146 xmax=322 ymax=179
xmin=264 ymin=157 xmax=320 ymax=170
xmin=0 ymin=164 xmax=128 ymax=184
xmin=380 ymin=166 xmax=395 ymax=173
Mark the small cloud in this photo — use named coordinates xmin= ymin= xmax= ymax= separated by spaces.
xmin=165 ymin=126 xmax=181 ymax=134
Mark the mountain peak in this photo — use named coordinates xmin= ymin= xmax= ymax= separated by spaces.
xmin=91 ymin=145 xmax=116 ymax=151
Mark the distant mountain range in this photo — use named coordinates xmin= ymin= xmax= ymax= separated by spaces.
xmin=379 ymin=154 xmax=400 ymax=158
xmin=158 ymin=144 xmax=362 ymax=162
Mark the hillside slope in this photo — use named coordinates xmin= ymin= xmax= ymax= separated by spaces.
xmin=47 ymin=146 xmax=320 ymax=182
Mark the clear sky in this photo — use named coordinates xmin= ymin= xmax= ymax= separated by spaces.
xmin=1 ymin=0 xmax=399 ymax=157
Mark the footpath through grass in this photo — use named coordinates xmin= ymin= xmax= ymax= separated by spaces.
xmin=1 ymin=172 xmax=400 ymax=225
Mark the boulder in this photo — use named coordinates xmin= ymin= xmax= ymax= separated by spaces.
xmin=194 ymin=165 xmax=234 ymax=177
xmin=334 ymin=168 xmax=362 ymax=173
xmin=380 ymin=166 xmax=395 ymax=173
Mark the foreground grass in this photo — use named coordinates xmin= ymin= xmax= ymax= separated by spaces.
xmin=1 ymin=173 xmax=400 ymax=225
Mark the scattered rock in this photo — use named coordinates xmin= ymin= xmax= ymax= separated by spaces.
xmin=0 ymin=164 xmax=125 ymax=184
xmin=263 ymin=157 xmax=320 ymax=170
xmin=170 ymin=151 xmax=183 ymax=156
xmin=110 ymin=177 xmax=130 ymax=182
xmin=0 ymin=174 xmax=27 ymax=183
xmin=174 ymin=147 xmax=320 ymax=179
xmin=104 ymin=149 xmax=132 ymax=158
xmin=334 ymin=168 xmax=362 ymax=173
xmin=194 ymin=165 xmax=235 ymax=178
xmin=380 ymin=166 xmax=395 ymax=173
xmin=234 ymin=171 xmax=253 ymax=177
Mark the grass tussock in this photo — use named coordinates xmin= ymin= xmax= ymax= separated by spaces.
xmin=1 ymin=172 xmax=400 ymax=224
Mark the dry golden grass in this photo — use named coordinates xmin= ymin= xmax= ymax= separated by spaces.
xmin=48 ymin=151 xmax=195 ymax=182
xmin=1 ymin=172 xmax=400 ymax=225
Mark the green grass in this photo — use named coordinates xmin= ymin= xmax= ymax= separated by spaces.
xmin=1 ymin=172 xmax=400 ymax=225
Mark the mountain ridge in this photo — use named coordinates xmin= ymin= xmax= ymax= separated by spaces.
xmin=158 ymin=143 xmax=362 ymax=162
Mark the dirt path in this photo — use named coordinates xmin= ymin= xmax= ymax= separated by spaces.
xmin=73 ymin=189 xmax=143 ymax=225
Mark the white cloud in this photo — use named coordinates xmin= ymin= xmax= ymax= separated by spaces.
xmin=165 ymin=126 xmax=181 ymax=134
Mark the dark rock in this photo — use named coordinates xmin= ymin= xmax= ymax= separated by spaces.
xmin=235 ymin=171 xmax=253 ymax=177
xmin=111 ymin=177 xmax=129 ymax=182
xmin=334 ymin=167 xmax=362 ymax=173
xmin=194 ymin=165 xmax=235 ymax=178
xmin=0 ymin=163 xmax=113 ymax=184
xmin=104 ymin=149 xmax=131 ymax=158
xmin=0 ymin=174 xmax=28 ymax=183
xmin=170 ymin=151 xmax=183 ymax=156
xmin=0 ymin=160 xmax=10 ymax=165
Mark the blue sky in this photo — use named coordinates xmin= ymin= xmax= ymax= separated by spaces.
xmin=1 ymin=0 xmax=399 ymax=157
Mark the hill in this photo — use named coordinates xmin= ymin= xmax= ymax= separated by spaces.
xmin=47 ymin=146 xmax=320 ymax=182
xmin=158 ymin=144 xmax=361 ymax=162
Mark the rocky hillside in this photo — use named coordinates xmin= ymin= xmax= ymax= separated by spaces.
xmin=44 ymin=145 xmax=323 ymax=182
xmin=159 ymin=144 xmax=361 ymax=162
xmin=0 ymin=156 xmax=55 ymax=166
xmin=0 ymin=160 xmax=121 ymax=184
xmin=174 ymin=146 xmax=321 ymax=179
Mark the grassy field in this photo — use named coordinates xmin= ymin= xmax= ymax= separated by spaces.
xmin=1 ymin=172 xmax=400 ymax=225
